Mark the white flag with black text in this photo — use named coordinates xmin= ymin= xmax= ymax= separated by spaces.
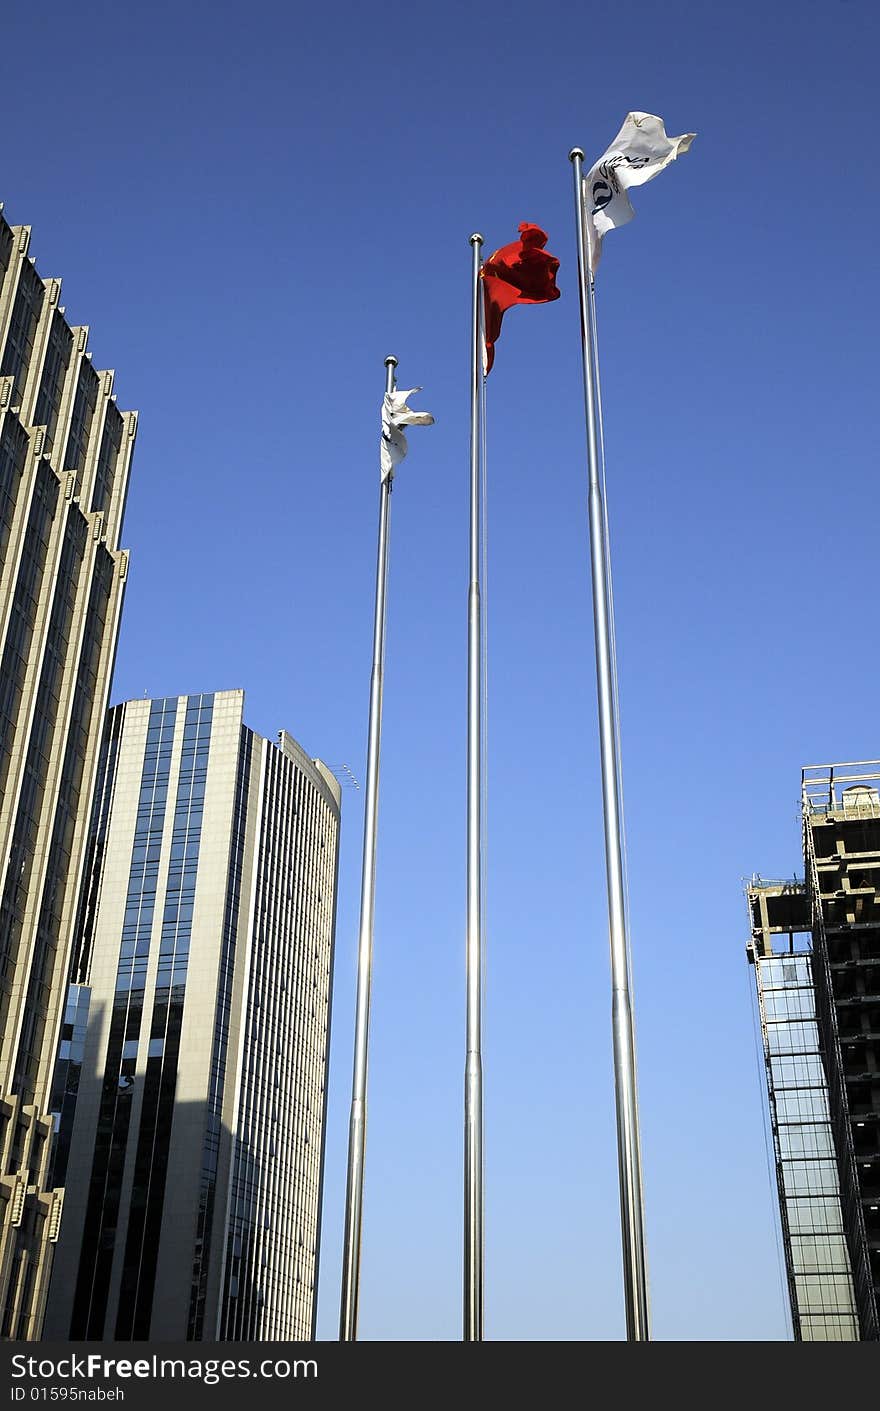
xmin=583 ymin=112 xmax=695 ymax=271
xmin=380 ymin=388 xmax=434 ymax=481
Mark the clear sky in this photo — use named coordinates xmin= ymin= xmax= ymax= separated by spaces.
xmin=3 ymin=0 xmax=878 ymax=1341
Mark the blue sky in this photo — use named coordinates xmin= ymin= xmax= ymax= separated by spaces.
xmin=4 ymin=0 xmax=878 ymax=1340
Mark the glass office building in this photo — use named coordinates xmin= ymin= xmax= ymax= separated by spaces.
xmin=748 ymin=893 xmax=859 ymax=1341
xmin=43 ymin=691 xmax=340 ymax=1341
xmin=0 ymin=206 xmax=136 ymax=1338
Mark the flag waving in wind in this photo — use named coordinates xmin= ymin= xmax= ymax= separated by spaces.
xmin=584 ymin=112 xmax=695 ymax=272
xmin=380 ymin=387 xmax=434 ymax=481
xmin=481 ymin=222 xmax=560 ymax=374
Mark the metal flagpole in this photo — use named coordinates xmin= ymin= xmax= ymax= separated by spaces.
xmin=339 ymin=353 xmax=398 ymax=1342
xmin=568 ymin=148 xmax=651 ymax=1341
xmin=464 ymin=232 xmax=484 ymax=1342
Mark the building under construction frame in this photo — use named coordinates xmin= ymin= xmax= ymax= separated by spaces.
xmin=747 ymin=761 xmax=880 ymax=1341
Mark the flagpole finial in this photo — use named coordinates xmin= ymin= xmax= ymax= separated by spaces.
xmin=384 ymin=355 xmax=398 ymax=368
xmin=569 ymin=147 xmax=585 ymax=163
xmin=469 ymin=233 xmax=484 ymax=247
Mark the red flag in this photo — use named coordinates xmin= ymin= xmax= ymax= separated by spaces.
xmin=481 ymin=222 xmax=560 ymax=374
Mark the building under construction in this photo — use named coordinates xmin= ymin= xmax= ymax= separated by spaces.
xmin=747 ymin=762 xmax=880 ymax=1341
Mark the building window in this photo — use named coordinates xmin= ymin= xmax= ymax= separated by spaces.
xmin=0 ymin=263 xmax=44 ymax=405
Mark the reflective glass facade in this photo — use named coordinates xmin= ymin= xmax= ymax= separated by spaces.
xmin=753 ymin=946 xmax=859 ymax=1340
xmin=218 ymin=732 xmax=339 ymax=1341
xmin=46 ymin=984 xmax=91 ymax=1189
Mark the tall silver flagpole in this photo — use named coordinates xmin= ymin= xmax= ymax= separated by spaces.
xmin=568 ymin=148 xmax=650 ymax=1341
xmin=464 ymin=232 xmax=484 ymax=1343
xmin=339 ymin=353 xmax=398 ymax=1342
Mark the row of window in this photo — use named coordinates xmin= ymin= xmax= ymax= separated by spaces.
xmin=70 ymin=698 xmax=179 ymax=1337
xmin=757 ymin=955 xmax=812 ymax=990
xmin=13 ymin=546 xmax=114 ymax=1095
xmin=114 ymin=695 xmax=214 ymax=1338
xmin=219 ymin=746 xmax=335 ymax=1340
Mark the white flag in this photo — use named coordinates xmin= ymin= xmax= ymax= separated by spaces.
xmin=583 ymin=112 xmax=695 ymax=271
xmin=380 ymin=388 xmax=434 ymax=481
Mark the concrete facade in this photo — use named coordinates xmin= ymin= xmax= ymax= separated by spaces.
xmin=44 ymin=692 xmax=340 ymax=1341
xmin=0 ymin=206 xmax=135 ymax=1338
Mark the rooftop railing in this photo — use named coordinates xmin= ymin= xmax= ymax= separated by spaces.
xmin=802 ymin=762 xmax=880 ymax=817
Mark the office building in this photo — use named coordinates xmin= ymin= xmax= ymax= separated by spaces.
xmin=747 ymin=761 xmax=880 ymax=1341
xmin=44 ymin=691 xmax=340 ymax=1341
xmin=0 ymin=207 xmax=136 ymax=1338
